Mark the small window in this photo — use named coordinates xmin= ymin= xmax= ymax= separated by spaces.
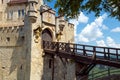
xmin=18 ymin=9 xmax=25 ymax=19
xmin=7 ymin=11 xmax=13 ymax=20
xmin=22 ymin=9 xmax=25 ymax=16
xmin=32 ymin=3 xmax=34 ymax=6
xmin=6 ymin=37 xmax=10 ymax=42
xmin=2 ymin=66 xmax=5 ymax=69
xmin=18 ymin=10 xmax=20 ymax=18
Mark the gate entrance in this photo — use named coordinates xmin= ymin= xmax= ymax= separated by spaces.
xmin=42 ymin=29 xmax=52 ymax=41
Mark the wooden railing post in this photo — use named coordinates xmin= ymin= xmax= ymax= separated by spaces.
xmin=65 ymin=43 xmax=70 ymax=52
xmin=116 ymin=49 xmax=118 ymax=61
xmin=104 ymin=48 xmax=106 ymax=59
xmin=92 ymin=47 xmax=96 ymax=59
xmin=72 ymin=44 xmax=75 ymax=55
xmin=83 ymin=45 xmax=86 ymax=56
xmin=108 ymin=49 xmax=110 ymax=60
xmin=73 ymin=44 xmax=76 ymax=55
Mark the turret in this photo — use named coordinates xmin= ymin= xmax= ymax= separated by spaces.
xmin=28 ymin=0 xmax=38 ymax=23
xmin=56 ymin=16 xmax=65 ymax=41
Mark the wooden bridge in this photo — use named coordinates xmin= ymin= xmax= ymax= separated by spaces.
xmin=43 ymin=40 xmax=120 ymax=77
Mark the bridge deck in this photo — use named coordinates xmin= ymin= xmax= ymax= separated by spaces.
xmin=43 ymin=41 xmax=120 ymax=68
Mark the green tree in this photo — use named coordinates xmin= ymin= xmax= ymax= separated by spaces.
xmin=46 ymin=0 xmax=120 ymax=20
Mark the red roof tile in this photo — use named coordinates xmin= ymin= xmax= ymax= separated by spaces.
xmin=8 ymin=0 xmax=28 ymax=5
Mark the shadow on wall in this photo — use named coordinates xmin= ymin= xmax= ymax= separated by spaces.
xmin=9 ymin=14 xmax=32 ymax=80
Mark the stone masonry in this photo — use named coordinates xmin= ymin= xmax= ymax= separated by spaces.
xmin=0 ymin=0 xmax=75 ymax=80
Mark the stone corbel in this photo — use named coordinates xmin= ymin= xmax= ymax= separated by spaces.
xmin=56 ymin=31 xmax=62 ymax=41
xmin=34 ymin=26 xmax=42 ymax=43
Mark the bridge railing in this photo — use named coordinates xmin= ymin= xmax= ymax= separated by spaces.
xmin=43 ymin=41 xmax=120 ymax=62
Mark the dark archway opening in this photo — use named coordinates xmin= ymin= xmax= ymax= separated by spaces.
xmin=42 ymin=29 xmax=52 ymax=41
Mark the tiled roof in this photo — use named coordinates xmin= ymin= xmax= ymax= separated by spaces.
xmin=8 ymin=0 xmax=28 ymax=5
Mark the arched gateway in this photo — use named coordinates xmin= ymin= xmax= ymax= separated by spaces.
xmin=42 ymin=29 xmax=53 ymax=41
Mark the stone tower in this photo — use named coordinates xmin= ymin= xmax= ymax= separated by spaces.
xmin=0 ymin=0 xmax=75 ymax=80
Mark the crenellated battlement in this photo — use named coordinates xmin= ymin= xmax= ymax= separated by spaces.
xmin=0 ymin=25 xmax=25 ymax=47
xmin=0 ymin=25 xmax=24 ymax=33
xmin=68 ymin=23 xmax=74 ymax=29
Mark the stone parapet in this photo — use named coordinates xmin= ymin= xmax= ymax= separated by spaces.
xmin=0 ymin=25 xmax=25 ymax=47
xmin=0 ymin=25 xmax=24 ymax=33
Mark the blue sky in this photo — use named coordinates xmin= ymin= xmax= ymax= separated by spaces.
xmin=69 ymin=12 xmax=120 ymax=48
xmin=46 ymin=1 xmax=120 ymax=48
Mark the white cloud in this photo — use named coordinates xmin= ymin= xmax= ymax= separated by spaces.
xmin=78 ymin=14 xmax=107 ymax=42
xmin=94 ymin=14 xmax=107 ymax=26
xmin=106 ymin=37 xmax=120 ymax=48
xmin=96 ymin=37 xmax=120 ymax=48
xmin=78 ymin=35 xmax=89 ymax=42
xmin=102 ymin=25 xmax=108 ymax=30
xmin=96 ymin=40 xmax=106 ymax=47
xmin=69 ymin=12 xmax=89 ymax=36
xmin=69 ymin=19 xmax=78 ymax=36
xmin=77 ymin=12 xmax=89 ymax=23
xmin=111 ymin=27 xmax=120 ymax=32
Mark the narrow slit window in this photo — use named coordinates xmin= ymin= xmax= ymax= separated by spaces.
xmin=22 ymin=9 xmax=25 ymax=17
xmin=20 ymin=65 xmax=23 ymax=70
xmin=7 ymin=11 xmax=13 ymax=20
xmin=18 ymin=9 xmax=25 ymax=19
xmin=32 ymin=3 xmax=34 ymax=6
xmin=18 ymin=10 xmax=21 ymax=18
xmin=6 ymin=37 xmax=10 ymax=42
xmin=49 ymin=59 xmax=52 ymax=68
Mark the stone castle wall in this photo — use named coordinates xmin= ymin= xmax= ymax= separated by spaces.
xmin=0 ymin=26 xmax=24 ymax=46
xmin=0 ymin=2 xmax=27 ymax=79
xmin=0 ymin=1 xmax=76 ymax=80
xmin=0 ymin=25 xmax=27 ymax=80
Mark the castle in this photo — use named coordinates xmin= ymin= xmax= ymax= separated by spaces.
xmin=0 ymin=0 xmax=76 ymax=80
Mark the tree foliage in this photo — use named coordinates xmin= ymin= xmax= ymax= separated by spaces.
xmin=46 ymin=0 xmax=120 ymax=20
